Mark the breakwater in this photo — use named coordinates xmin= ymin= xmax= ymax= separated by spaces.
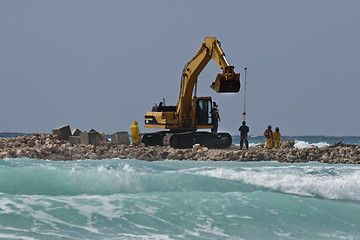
xmin=0 ymin=134 xmax=359 ymax=164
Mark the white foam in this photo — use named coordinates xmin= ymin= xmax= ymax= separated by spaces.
xmin=196 ymin=166 xmax=360 ymax=201
xmin=62 ymin=163 xmax=144 ymax=194
xmin=0 ymin=233 xmax=36 ymax=240
xmin=120 ymin=233 xmax=172 ymax=240
xmin=294 ymin=140 xmax=330 ymax=149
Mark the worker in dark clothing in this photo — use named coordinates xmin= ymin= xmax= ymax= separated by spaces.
xmin=238 ymin=121 xmax=249 ymax=150
xmin=211 ymin=104 xmax=220 ymax=133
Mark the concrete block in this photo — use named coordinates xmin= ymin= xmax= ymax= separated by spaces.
xmin=99 ymin=132 xmax=108 ymax=142
xmin=80 ymin=130 xmax=100 ymax=145
xmin=69 ymin=136 xmax=80 ymax=145
xmin=72 ymin=128 xmax=82 ymax=136
xmin=111 ymin=132 xmax=130 ymax=144
xmin=52 ymin=125 xmax=71 ymax=140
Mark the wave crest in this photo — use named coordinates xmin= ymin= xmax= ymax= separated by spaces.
xmin=196 ymin=165 xmax=360 ymax=201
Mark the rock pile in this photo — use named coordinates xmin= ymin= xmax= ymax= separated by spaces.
xmin=0 ymin=134 xmax=359 ymax=164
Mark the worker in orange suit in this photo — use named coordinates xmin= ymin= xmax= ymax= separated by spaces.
xmin=131 ymin=121 xmax=140 ymax=145
xmin=273 ymin=127 xmax=281 ymax=148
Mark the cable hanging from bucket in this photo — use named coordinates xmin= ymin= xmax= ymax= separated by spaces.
xmin=243 ymin=67 xmax=247 ymax=121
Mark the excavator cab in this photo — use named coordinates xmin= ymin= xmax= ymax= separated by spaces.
xmin=210 ymin=66 xmax=240 ymax=93
xmin=196 ymin=98 xmax=213 ymax=126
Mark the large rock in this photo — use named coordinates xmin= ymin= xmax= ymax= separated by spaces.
xmin=52 ymin=125 xmax=71 ymax=140
xmin=111 ymin=132 xmax=130 ymax=144
xmin=281 ymin=140 xmax=294 ymax=148
xmin=80 ymin=130 xmax=100 ymax=145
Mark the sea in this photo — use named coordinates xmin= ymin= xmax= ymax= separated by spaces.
xmin=1 ymin=133 xmax=360 ymax=239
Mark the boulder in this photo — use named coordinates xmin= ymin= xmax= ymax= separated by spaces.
xmin=281 ymin=140 xmax=294 ymax=148
xmin=111 ymin=132 xmax=130 ymax=144
xmin=193 ymin=144 xmax=201 ymax=151
xmin=52 ymin=125 xmax=71 ymax=140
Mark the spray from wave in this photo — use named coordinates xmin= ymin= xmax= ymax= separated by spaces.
xmin=294 ymin=140 xmax=330 ymax=149
xmin=195 ymin=164 xmax=360 ymax=201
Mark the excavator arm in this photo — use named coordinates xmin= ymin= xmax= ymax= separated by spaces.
xmin=177 ymin=37 xmax=240 ymax=127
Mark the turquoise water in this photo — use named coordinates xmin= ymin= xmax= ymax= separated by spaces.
xmin=0 ymin=158 xmax=360 ymax=239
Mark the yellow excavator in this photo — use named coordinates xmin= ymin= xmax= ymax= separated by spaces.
xmin=142 ymin=37 xmax=240 ymax=148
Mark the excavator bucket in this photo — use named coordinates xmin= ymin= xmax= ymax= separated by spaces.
xmin=210 ymin=66 xmax=240 ymax=93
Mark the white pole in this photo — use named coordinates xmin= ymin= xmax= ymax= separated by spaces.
xmin=243 ymin=67 xmax=247 ymax=121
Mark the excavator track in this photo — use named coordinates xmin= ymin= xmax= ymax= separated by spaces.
xmin=142 ymin=132 xmax=167 ymax=146
xmin=142 ymin=131 xmax=232 ymax=149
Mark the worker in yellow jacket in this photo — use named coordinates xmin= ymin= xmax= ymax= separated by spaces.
xmin=273 ymin=127 xmax=281 ymax=148
xmin=264 ymin=125 xmax=273 ymax=149
xmin=130 ymin=121 xmax=140 ymax=145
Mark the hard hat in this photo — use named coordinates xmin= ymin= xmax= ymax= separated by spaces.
xmin=268 ymin=125 xmax=272 ymax=129
xmin=242 ymin=121 xmax=246 ymax=125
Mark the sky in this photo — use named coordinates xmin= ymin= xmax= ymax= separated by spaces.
xmin=1 ymin=0 xmax=359 ymax=136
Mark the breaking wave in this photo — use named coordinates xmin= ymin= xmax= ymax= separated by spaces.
xmin=1 ymin=158 xmax=360 ymax=239
xmin=294 ymin=140 xmax=330 ymax=149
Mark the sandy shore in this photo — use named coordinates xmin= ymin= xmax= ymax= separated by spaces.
xmin=0 ymin=134 xmax=359 ymax=164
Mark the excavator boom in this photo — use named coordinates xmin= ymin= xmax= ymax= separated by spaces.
xmin=179 ymin=37 xmax=240 ymax=115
